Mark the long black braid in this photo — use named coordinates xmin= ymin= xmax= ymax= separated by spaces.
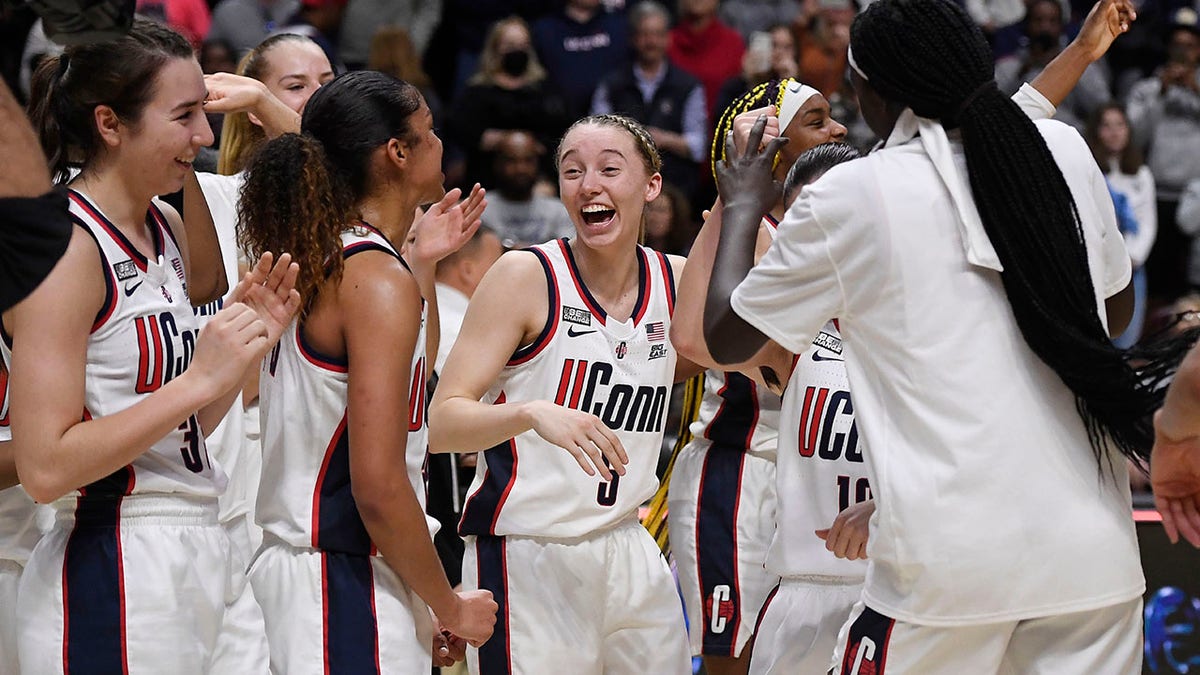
xmin=850 ymin=0 xmax=1194 ymax=468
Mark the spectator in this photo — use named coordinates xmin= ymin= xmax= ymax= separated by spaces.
xmin=439 ymin=0 xmax=559 ymax=99
xmin=532 ymin=0 xmax=630 ymax=119
xmin=448 ymin=17 xmax=571 ymax=189
xmin=1086 ymin=102 xmax=1157 ymax=346
xmin=482 ymin=130 xmax=574 ymax=248
xmin=714 ymin=24 xmax=799 ymax=127
xmin=207 ymin=0 xmax=300 ymax=57
xmin=718 ymin=0 xmax=801 ymax=40
xmin=434 ymin=227 xmax=506 ymax=375
xmin=794 ymin=0 xmax=853 ymax=98
xmin=963 ymin=0 xmax=1027 ymax=58
xmin=995 ymin=0 xmax=1110 ymax=131
xmin=642 ymin=182 xmax=697 ymax=255
xmin=200 ymin=39 xmax=238 ymax=74
xmin=669 ymin=0 xmax=744 ymax=116
xmin=278 ymin=0 xmax=346 ymax=67
xmin=338 ymin=0 xmax=440 ymax=70
xmin=19 ymin=21 xmax=61 ymax=102
xmin=368 ymin=26 xmax=443 ymax=127
xmin=1128 ymin=7 xmax=1200 ymax=301
xmin=592 ymin=1 xmax=707 ymax=199
xmin=137 ymin=0 xmax=212 ymax=48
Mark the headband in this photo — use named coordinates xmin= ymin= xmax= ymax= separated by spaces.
xmin=777 ymin=79 xmax=821 ymax=130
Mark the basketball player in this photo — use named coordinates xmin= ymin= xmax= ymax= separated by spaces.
xmin=188 ymin=32 xmax=334 ymax=569
xmin=667 ymin=78 xmax=845 ymax=675
xmin=9 ymin=18 xmax=299 ymax=673
xmin=702 ymin=0 xmax=1163 ymax=670
xmin=430 ymin=114 xmax=695 ymax=674
xmin=238 ymin=70 xmax=497 ymax=673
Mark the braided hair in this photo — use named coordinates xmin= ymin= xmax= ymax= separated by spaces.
xmin=556 ymin=114 xmax=662 ymax=175
xmin=850 ymin=0 xmax=1192 ymax=467
xmin=710 ymin=78 xmax=793 ymax=181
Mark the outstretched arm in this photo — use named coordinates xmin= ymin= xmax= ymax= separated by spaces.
xmin=704 ymin=119 xmax=788 ymax=365
xmin=1030 ymin=0 xmax=1135 ymax=107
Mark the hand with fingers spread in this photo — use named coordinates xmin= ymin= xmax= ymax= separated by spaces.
xmin=525 ymin=400 xmax=629 ymax=481
xmin=815 ymin=499 xmax=875 ymax=560
xmin=716 ymin=114 xmax=789 ymax=218
xmin=440 ymin=589 xmax=498 ymax=648
xmin=1152 ymin=410 xmax=1200 ymax=547
xmin=731 ymin=105 xmax=781 ymax=156
xmin=228 ymin=251 xmax=302 ymax=348
xmin=189 ymin=302 xmax=271 ymax=398
xmin=1074 ymin=0 xmax=1137 ymax=62
xmin=408 ymin=185 xmax=486 ymax=267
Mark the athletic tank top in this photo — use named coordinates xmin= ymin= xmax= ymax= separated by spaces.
xmin=1 ymin=190 xmax=225 ymax=500
xmin=0 ymin=365 xmax=44 ymax=564
xmin=689 ymin=215 xmax=782 ymax=459
xmin=459 ymin=239 xmax=678 ymax=538
xmin=256 ymin=224 xmax=432 ymax=555
xmin=767 ymin=321 xmax=869 ymax=579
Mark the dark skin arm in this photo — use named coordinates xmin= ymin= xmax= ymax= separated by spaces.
xmin=704 ymin=118 xmax=789 ymax=365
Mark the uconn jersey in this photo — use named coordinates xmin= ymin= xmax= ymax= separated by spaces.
xmin=0 ymin=364 xmax=42 ymax=565
xmin=769 ymin=321 xmax=869 ymax=579
xmin=257 ymin=224 xmax=431 ymax=554
xmin=691 ymin=371 xmax=780 ymax=458
xmin=0 ymin=190 xmax=224 ymax=499
xmin=460 ymin=239 xmax=678 ymax=538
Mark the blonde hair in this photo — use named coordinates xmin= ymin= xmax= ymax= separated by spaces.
xmin=468 ymin=17 xmax=547 ymax=87
xmin=367 ymin=26 xmax=431 ymax=89
xmin=217 ymin=33 xmax=316 ymax=176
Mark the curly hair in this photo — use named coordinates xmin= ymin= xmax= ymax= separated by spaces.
xmin=238 ymin=71 xmax=423 ymax=314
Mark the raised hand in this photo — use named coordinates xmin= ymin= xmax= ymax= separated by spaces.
xmin=731 ymin=105 xmax=781 ymax=156
xmin=408 ymin=186 xmax=485 ymax=267
xmin=526 ymin=400 xmax=628 ymax=481
xmin=202 ymin=72 xmax=272 ymax=115
xmin=716 ymin=114 xmax=789 ymax=217
xmin=1074 ymin=0 xmax=1137 ymax=62
xmin=1152 ymin=410 xmax=1200 ymax=547
xmin=228 ymin=251 xmax=302 ymax=348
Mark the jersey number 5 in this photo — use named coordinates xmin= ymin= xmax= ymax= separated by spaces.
xmin=597 ymin=456 xmax=620 ymax=506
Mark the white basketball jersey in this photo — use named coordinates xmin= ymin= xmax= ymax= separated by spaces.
xmin=689 ymin=215 xmax=783 ymax=459
xmin=767 ymin=321 xmax=869 ymax=579
xmin=257 ymin=224 xmax=431 ymax=554
xmin=459 ymin=239 xmax=678 ymax=538
xmin=1 ymin=190 xmax=225 ymax=499
xmin=690 ymin=371 xmax=780 ymax=459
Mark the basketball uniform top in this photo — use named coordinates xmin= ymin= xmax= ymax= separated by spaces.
xmin=0 ymin=190 xmax=224 ymax=502
xmin=256 ymin=224 xmax=433 ymax=556
xmin=768 ymin=321 xmax=868 ymax=579
xmin=690 ymin=215 xmax=782 ymax=460
xmin=0 ymin=366 xmax=43 ymax=564
xmin=459 ymin=239 xmax=678 ymax=539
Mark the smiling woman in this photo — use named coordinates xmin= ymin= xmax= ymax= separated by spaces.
xmin=7 ymin=17 xmax=300 ymax=674
xmin=429 ymin=113 xmax=696 ymax=674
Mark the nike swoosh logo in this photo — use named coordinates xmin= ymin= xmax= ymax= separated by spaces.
xmin=567 ymin=327 xmax=597 ymax=338
xmin=124 ymin=280 xmax=143 ymax=297
xmin=811 ymin=351 xmax=843 ymax=363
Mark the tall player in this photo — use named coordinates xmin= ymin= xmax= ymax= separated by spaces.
xmin=9 ymin=18 xmax=298 ymax=673
xmin=237 ymin=70 xmax=497 ymax=674
xmin=430 ymin=114 xmax=695 ymax=674
xmin=704 ymin=0 xmax=1165 ymax=670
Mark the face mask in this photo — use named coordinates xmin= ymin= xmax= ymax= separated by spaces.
xmin=500 ymin=50 xmax=530 ymax=77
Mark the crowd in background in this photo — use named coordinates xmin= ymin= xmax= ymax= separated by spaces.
xmin=2 ymin=0 xmax=1196 ymax=472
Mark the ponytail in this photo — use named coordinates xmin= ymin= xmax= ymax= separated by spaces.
xmin=28 ymin=55 xmax=74 ymax=183
xmin=237 ymin=133 xmax=357 ymax=313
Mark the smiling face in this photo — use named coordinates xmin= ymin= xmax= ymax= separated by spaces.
xmin=106 ymin=56 xmax=213 ymax=196
xmin=557 ymin=123 xmax=663 ymax=250
xmin=777 ymin=93 xmax=847 ymax=172
xmin=260 ymin=40 xmax=335 ymax=114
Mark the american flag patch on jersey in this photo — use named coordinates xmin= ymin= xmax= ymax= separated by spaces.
xmin=171 ymin=257 xmax=185 ymax=283
xmin=646 ymin=322 xmax=665 ymax=342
